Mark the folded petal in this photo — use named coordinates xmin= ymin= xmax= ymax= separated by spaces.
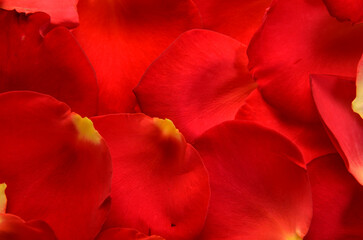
xmin=193 ymin=0 xmax=271 ymax=44
xmin=97 ymin=228 xmax=165 ymax=240
xmin=73 ymin=0 xmax=201 ymax=113
xmin=0 ymin=91 xmax=112 ymax=240
xmin=236 ymin=89 xmax=335 ymax=164
xmin=92 ymin=114 xmax=210 ymax=240
xmin=311 ymin=74 xmax=363 ymax=185
xmin=248 ymin=0 xmax=363 ymax=121
xmin=194 ymin=121 xmax=312 ymax=240
xmin=323 ymin=0 xmax=363 ymax=23
xmin=0 ymin=10 xmax=98 ymax=116
xmin=305 ymin=154 xmax=363 ymax=239
xmin=0 ymin=214 xmax=57 ymax=240
xmin=135 ymin=29 xmax=256 ymax=142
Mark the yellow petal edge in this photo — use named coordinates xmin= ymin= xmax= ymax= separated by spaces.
xmin=353 ymin=56 xmax=363 ymax=119
xmin=0 ymin=183 xmax=7 ymax=214
xmin=72 ymin=113 xmax=101 ymax=144
xmin=153 ymin=118 xmax=181 ymax=141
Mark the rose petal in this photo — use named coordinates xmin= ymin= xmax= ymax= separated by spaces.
xmin=135 ymin=29 xmax=256 ymax=142
xmin=193 ymin=0 xmax=271 ymax=44
xmin=0 ymin=214 xmax=57 ymax=240
xmin=73 ymin=0 xmax=201 ymax=114
xmin=96 ymin=228 xmax=165 ymax=240
xmin=0 ymin=91 xmax=112 ymax=240
xmin=311 ymin=74 xmax=363 ymax=185
xmin=305 ymin=154 xmax=363 ymax=239
xmin=236 ymin=89 xmax=335 ymax=164
xmin=0 ymin=10 xmax=98 ymax=116
xmin=0 ymin=0 xmax=79 ymax=28
xmin=352 ymin=54 xmax=363 ymax=118
xmin=194 ymin=121 xmax=312 ymax=240
xmin=248 ymin=0 xmax=363 ymax=121
xmin=92 ymin=114 xmax=210 ymax=240
xmin=323 ymin=0 xmax=363 ymax=23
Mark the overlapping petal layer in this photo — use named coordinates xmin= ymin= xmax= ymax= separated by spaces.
xmin=135 ymin=29 xmax=256 ymax=142
xmin=305 ymin=154 xmax=363 ymax=239
xmin=0 ymin=10 xmax=98 ymax=116
xmin=236 ymin=89 xmax=335 ymax=163
xmin=73 ymin=0 xmax=201 ymax=113
xmin=0 ymin=214 xmax=57 ymax=240
xmin=311 ymin=74 xmax=363 ymax=184
xmin=248 ymin=0 xmax=363 ymax=121
xmin=92 ymin=114 xmax=210 ymax=240
xmin=0 ymin=91 xmax=112 ymax=240
xmin=352 ymin=54 xmax=363 ymax=118
xmin=193 ymin=0 xmax=271 ymax=44
xmin=194 ymin=121 xmax=312 ymax=240
xmin=97 ymin=228 xmax=165 ymax=240
xmin=323 ymin=0 xmax=363 ymax=23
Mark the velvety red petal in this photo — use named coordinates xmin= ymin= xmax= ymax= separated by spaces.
xmin=193 ymin=0 xmax=271 ymax=44
xmin=91 ymin=114 xmax=210 ymax=240
xmin=0 ymin=10 xmax=98 ymax=116
xmin=0 ymin=214 xmax=57 ymax=240
xmin=311 ymin=74 xmax=363 ymax=185
xmin=73 ymin=0 xmax=201 ymax=114
xmin=248 ymin=0 xmax=363 ymax=121
xmin=305 ymin=154 xmax=363 ymax=239
xmin=194 ymin=121 xmax=312 ymax=240
xmin=135 ymin=29 xmax=256 ymax=142
xmin=0 ymin=91 xmax=112 ymax=240
xmin=0 ymin=0 xmax=79 ymax=28
xmin=323 ymin=0 xmax=363 ymax=23
xmin=236 ymin=89 xmax=335 ymax=164
xmin=97 ymin=228 xmax=165 ymax=240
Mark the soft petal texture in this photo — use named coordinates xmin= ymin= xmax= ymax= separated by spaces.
xmin=92 ymin=114 xmax=210 ymax=240
xmin=193 ymin=0 xmax=271 ymax=44
xmin=305 ymin=154 xmax=363 ymax=239
xmin=73 ymin=0 xmax=201 ymax=114
xmin=311 ymin=74 xmax=363 ymax=185
xmin=0 ymin=214 xmax=57 ymax=240
xmin=248 ymin=0 xmax=363 ymax=121
xmin=96 ymin=228 xmax=165 ymax=240
xmin=323 ymin=0 xmax=363 ymax=23
xmin=135 ymin=29 xmax=256 ymax=142
xmin=352 ymin=54 xmax=363 ymax=118
xmin=0 ymin=0 xmax=78 ymax=28
xmin=236 ymin=89 xmax=335 ymax=163
xmin=0 ymin=91 xmax=112 ymax=240
xmin=0 ymin=10 xmax=98 ymax=116
xmin=194 ymin=121 xmax=312 ymax=240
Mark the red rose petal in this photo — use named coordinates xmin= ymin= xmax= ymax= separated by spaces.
xmin=305 ymin=154 xmax=363 ymax=239
xmin=135 ymin=29 xmax=256 ymax=142
xmin=0 ymin=214 xmax=57 ymax=240
xmin=73 ymin=0 xmax=201 ymax=114
xmin=92 ymin=114 xmax=210 ymax=240
xmin=0 ymin=91 xmax=112 ymax=240
xmin=323 ymin=0 xmax=363 ymax=23
xmin=236 ymin=89 xmax=335 ymax=164
xmin=0 ymin=0 xmax=79 ymax=28
xmin=248 ymin=0 xmax=363 ymax=121
xmin=0 ymin=10 xmax=98 ymax=116
xmin=97 ymin=228 xmax=165 ymax=240
xmin=194 ymin=121 xmax=312 ymax=240
xmin=193 ymin=0 xmax=271 ymax=44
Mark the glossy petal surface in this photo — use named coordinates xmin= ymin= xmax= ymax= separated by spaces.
xmin=0 ymin=10 xmax=98 ymax=116
xmin=236 ymin=89 xmax=335 ymax=163
xmin=248 ymin=0 xmax=363 ymax=121
xmin=311 ymin=74 xmax=363 ymax=185
xmin=97 ymin=228 xmax=165 ymax=240
xmin=92 ymin=114 xmax=210 ymax=240
xmin=305 ymin=154 xmax=363 ymax=239
xmin=73 ymin=0 xmax=201 ymax=113
xmin=0 ymin=214 xmax=57 ymax=240
xmin=0 ymin=91 xmax=112 ymax=240
xmin=135 ymin=29 xmax=256 ymax=142
xmin=194 ymin=121 xmax=312 ymax=240
xmin=323 ymin=0 xmax=363 ymax=23
xmin=193 ymin=0 xmax=271 ymax=44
